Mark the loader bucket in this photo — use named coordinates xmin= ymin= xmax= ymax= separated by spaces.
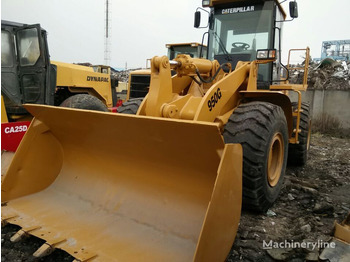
xmin=1 ymin=105 xmax=242 ymax=262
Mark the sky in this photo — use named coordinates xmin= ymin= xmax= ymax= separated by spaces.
xmin=1 ymin=0 xmax=349 ymax=69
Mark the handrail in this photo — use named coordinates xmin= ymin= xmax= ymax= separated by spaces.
xmin=285 ymin=47 xmax=310 ymax=88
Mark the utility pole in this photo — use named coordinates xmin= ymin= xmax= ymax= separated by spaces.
xmin=104 ymin=0 xmax=111 ymax=65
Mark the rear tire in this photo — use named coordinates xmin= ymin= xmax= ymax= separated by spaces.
xmin=223 ymin=101 xmax=288 ymax=212
xmin=60 ymin=94 xmax=108 ymax=112
xmin=117 ymin=98 xmax=143 ymax=114
xmin=288 ymin=102 xmax=311 ymax=166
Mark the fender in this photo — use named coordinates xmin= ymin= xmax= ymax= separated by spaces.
xmin=240 ymin=90 xmax=293 ymax=138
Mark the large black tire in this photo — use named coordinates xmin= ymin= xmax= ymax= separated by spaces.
xmin=117 ymin=98 xmax=143 ymax=114
xmin=60 ymin=94 xmax=109 ymax=112
xmin=288 ymin=102 xmax=311 ymax=166
xmin=223 ymin=101 xmax=289 ymax=212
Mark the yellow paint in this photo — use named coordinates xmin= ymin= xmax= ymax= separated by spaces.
xmin=1 ymin=96 xmax=9 ymax=123
xmin=116 ymin=81 xmax=128 ymax=93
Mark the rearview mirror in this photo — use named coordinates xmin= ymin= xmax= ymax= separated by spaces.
xmin=289 ymin=1 xmax=298 ymax=18
xmin=194 ymin=11 xmax=201 ymax=28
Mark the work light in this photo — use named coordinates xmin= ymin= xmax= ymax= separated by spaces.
xmin=202 ymin=0 xmax=210 ymax=7
xmin=256 ymin=49 xmax=277 ymax=60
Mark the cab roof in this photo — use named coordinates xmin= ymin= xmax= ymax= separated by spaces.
xmin=165 ymin=42 xmax=207 ymax=48
xmin=207 ymin=0 xmax=286 ymax=20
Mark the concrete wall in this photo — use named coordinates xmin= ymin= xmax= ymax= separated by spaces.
xmin=289 ymin=90 xmax=350 ymax=132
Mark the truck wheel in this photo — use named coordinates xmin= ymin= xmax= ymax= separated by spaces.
xmin=60 ymin=94 xmax=108 ymax=112
xmin=288 ymin=102 xmax=311 ymax=166
xmin=117 ymin=98 xmax=143 ymax=114
xmin=223 ymin=101 xmax=288 ymax=212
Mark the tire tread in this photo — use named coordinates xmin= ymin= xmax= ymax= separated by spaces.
xmin=224 ymin=101 xmax=288 ymax=212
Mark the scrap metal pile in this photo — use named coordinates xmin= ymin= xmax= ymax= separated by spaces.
xmin=290 ymin=59 xmax=350 ymax=90
xmin=112 ymin=68 xmax=139 ymax=82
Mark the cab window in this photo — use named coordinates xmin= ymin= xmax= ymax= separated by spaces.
xmin=17 ymin=28 xmax=41 ymax=66
xmin=1 ymin=30 xmax=14 ymax=67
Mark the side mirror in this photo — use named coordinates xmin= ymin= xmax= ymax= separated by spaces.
xmin=289 ymin=1 xmax=298 ymax=18
xmin=194 ymin=11 xmax=201 ymax=28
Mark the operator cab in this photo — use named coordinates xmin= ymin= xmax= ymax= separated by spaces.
xmin=1 ymin=20 xmax=55 ymax=116
xmin=166 ymin=42 xmax=207 ymax=60
xmin=195 ymin=0 xmax=295 ymax=88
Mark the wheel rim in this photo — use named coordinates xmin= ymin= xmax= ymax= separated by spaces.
xmin=267 ymin=132 xmax=284 ymax=187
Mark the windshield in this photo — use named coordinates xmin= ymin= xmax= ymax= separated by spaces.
xmin=208 ymin=2 xmax=274 ymax=81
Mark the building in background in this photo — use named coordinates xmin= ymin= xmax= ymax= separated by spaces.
xmin=318 ymin=40 xmax=350 ymax=62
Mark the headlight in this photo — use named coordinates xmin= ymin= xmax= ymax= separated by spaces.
xmin=256 ymin=49 xmax=277 ymax=60
xmin=202 ymin=0 xmax=210 ymax=7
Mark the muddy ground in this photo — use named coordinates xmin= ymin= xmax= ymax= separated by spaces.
xmin=228 ymin=132 xmax=350 ymax=261
xmin=1 ymin=133 xmax=349 ymax=261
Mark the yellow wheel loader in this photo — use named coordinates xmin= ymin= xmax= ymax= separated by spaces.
xmin=2 ymin=1 xmax=311 ymax=261
xmin=122 ymin=42 xmax=207 ymax=104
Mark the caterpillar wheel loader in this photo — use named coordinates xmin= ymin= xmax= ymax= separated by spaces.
xmin=121 ymin=42 xmax=207 ymax=105
xmin=2 ymin=0 xmax=311 ymax=261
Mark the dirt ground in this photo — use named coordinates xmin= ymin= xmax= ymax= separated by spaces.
xmin=1 ymin=133 xmax=349 ymax=261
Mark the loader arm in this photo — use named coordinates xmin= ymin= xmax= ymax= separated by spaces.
xmin=193 ymin=61 xmax=251 ymax=122
xmin=139 ymin=55 xmax=259 ymax=124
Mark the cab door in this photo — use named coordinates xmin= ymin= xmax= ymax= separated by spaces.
xmin=1 ymin=27 xmax=22 ymax=111
xmin=15 ymin=25 xmax=47 ymax=105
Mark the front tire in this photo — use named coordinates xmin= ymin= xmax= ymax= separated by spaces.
xmin=223 ymin=101 xmax=288 ymax=212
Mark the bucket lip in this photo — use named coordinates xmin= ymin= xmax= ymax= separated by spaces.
xmin=24 ymin=104 xmax=221 ymax=128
